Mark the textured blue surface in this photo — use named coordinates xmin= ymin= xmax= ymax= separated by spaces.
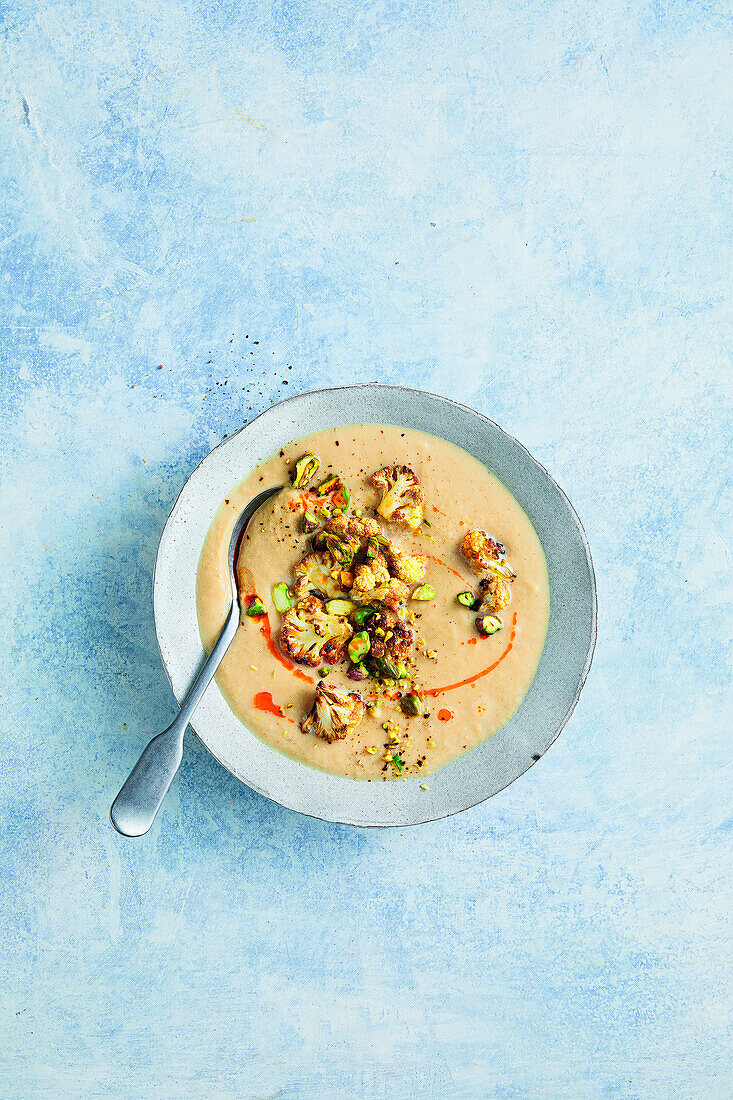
xmin=1 ymin=1 xmax=731 ymax=1096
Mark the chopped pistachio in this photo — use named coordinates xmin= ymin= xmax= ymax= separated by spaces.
xmin=348 ymin=631 xmax=371 ymax=663
xmin=476 ymin=614 xmax=503 ymax=636
xmin=325 ymin=598 xmax=357 ymax=616
xmin=291 ymin=453 xmax=320 ymax=488
xmin=352 ymin=605 xmax=376 ymax=626
xmin=412 ymin=583 xmax=436 ymax=601
xmin=301 ymin=509 xmax=319 ymax=533
xmin=457 ymin=590 xmax=479 ymax=609
xmin=272 ymin=583 xmax=292 ymax=613
xmin=331 ymin=481 xmax=351 ymax=513
xmin=320 ymin=530 xmax=360 ymax=566
xmin=317 ymin=474 xmax=341 ymax=496
xmin=400 ymin=694 xmax=424 ymax=717
xmin=374 ymin=657 xmax=408 ymax=680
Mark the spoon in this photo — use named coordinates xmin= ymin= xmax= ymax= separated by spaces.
xmin=110 ymin=484 xmax=284 ymax=837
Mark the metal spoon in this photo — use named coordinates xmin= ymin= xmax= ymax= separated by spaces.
xmin=110 ymin=485 xmax=283 ymax=837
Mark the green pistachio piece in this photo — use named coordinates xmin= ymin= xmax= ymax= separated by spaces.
xmin=348 ymin=631 xmax=371 ymax=663
xmin=400 ymin=693 xmax=424 ymax=717
xmin=301 ymin=509 xmax=319 ymax=533
xmin=291 ymin=453 xmax=320 ymax=488
xmin=374 ymin=657 xmax=408 ymax=680
xmin=322 ymin=531 xmax=359 ymax=566
xmin=325 ymin=598 xmax=357 ymax=616
xmin=317 ymin=475 xmax=341 ymax=496
xmin=411 ymin=584 xmax=435 ymax=601
xmin=352 ymin=605 xmax=376 ymax=626
xmin=271 ymin=583 xmax=292 ymax=613
xmin=476 ymin=613 xmax=502 ymax=636
xmin=331 ymin=481 xmax=351 ymax=513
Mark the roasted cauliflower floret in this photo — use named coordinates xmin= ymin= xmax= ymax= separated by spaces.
xmin=371 ymin=465 xmax=425 ymax=529
xmin=366 ymin=607 xmax=415 ymax=662
xmin=293 ymin=551 xmax=343 ymax=599
xmin=371 ymin=578 xmax=411 ymax=609
xmin=459 ymin=530 xmax=516 ymax=579
xmin=352 ymin=554 xmax=391 ymax=598
xmin=323 ymin=514 xmax=350 ymax=538
xmin=300 ymin=680 xmax=365 ymax=742
xmin=350 ymin=516 xmax=381 ymax=538
xmin=325 ymin=514 xmax=381 ymax=539
xmin=279 ymin=595 xmax=353 ymax=667
xmin=387 ymin=546 xmax=427 ymax=584
xmin=478 ymin=575 xmax=512 ymax=614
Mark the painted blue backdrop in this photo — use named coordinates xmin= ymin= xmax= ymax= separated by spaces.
xmin=1 ymin=1 xmax=731 ymax=1097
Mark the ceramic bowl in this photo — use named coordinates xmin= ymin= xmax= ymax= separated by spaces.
xmin=153 ymin=384 xmax=596 ymax=826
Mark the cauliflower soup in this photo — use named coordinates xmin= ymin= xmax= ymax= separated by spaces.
xmin=196 ymin=424 xmax=549 ymax=781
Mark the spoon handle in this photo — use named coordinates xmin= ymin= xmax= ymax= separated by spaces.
xmin=110 ymin=599 xmax=241 ymax=837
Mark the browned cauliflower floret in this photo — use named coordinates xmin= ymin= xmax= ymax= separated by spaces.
xmin=371 ymin=465 xmax=425 ymax=529
xmin=351 ymin=564 xmax=374 ymax=597
xmin=280 ymin=595 xmax=353 ymax=667
xmin=300 ymin=680 xmax=365 ymax=742
xmin=478 ymin=575 xmax=512 ymax=614
xmin=387 ymin=546 xmax=427 ymax=584
xmin=293 ymin=551 xmax=343 ymax=599
xmin=367 ymin=607 xmax=416 ymax=662
xmin=459 ymin=530 xmax=516 ymax=579
xmin=352 ymin=554 xmax=391 ymax=598
xmin=323 ymin=514 xmax=350 ymax=537
xmin=325 ymin=514 xmax=381 ymax=539
xmin=350 ymin=516 xmax=381 ymax=538
xmin=371 ymin=578 xmax=411 ymax=609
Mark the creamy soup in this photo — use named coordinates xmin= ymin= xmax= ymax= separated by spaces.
xmin=196 ymin=425 xmax=549 ymax=781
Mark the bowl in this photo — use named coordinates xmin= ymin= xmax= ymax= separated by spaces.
xmin=153 ymin=384 xmax=596 ymax=826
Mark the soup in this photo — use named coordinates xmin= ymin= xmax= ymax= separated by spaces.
xmin=196 ymin=425 xmax=549 ymax=781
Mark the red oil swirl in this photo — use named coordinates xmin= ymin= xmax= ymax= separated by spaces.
xmin=425 ymin=612 xmax=518 ymax=697
xmin=425 ymin=553 xmax=475 ymax=586
xmin=254 ymin=691 xmax=284 ymax=718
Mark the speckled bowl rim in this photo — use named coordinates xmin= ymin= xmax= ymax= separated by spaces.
xmin=153 ymin=384 xmax=597 ymax=827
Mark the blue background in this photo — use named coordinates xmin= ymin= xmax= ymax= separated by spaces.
xmin=1 ymin=1 xmax=731 ymax=1096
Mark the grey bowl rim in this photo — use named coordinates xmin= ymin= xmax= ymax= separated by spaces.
xmin=152 ymin=382 xmax=597 ymax=827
